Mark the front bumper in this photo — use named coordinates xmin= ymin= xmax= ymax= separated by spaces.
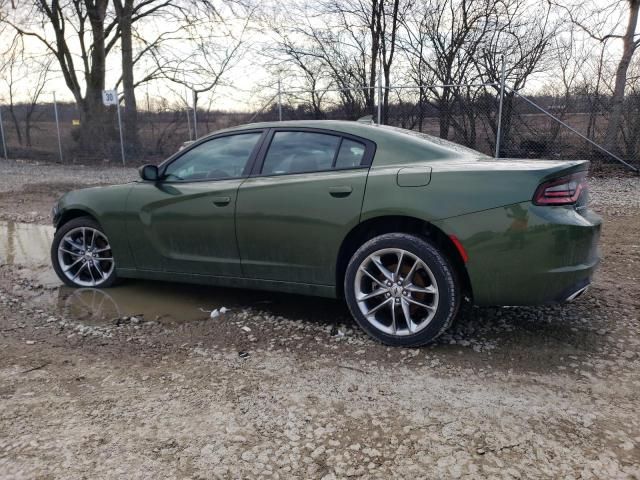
xmin=436 ymin=202 xmax=601 ymax=306
xmin=51 ymin=203 xmax=61 ymax=227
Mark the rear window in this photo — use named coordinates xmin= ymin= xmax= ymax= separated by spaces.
xmin=261 ymin=131 xmax=367 ymax=175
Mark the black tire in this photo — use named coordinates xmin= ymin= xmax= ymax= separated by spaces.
xmin=344 ymin=233 xmax=460 ymax=347
xmin=51 ymin=216 xmax=118 ymax=288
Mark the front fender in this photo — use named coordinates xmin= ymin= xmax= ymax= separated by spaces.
xmin=55 ymin=183 xmax=135 ymax=269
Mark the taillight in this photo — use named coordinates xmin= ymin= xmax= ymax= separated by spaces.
xmin=533 ymin=172 xmax=587 ymax=206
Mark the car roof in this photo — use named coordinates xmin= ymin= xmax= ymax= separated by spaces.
xmin=206 ymin=120 xmax=484 ymax=166
xmin=217 ymin=120 xmax=379 ymax=137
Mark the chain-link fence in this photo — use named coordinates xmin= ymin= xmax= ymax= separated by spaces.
xmin=0 ymin=97 xmax=272 ymax=165
xmin=275 ymin=83 xmax=639 ymax=172
xmin=0 ymin=81 xmax=638 ymax=172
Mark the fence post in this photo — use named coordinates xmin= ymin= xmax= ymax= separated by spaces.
xmin=53 ymin=92 xmax=64 ymax=163
xmin=277 ymin=77 xmax=282 ymax=121
xmin=377 ymin=71 xmax=382 ymax=125
xmin=0 ymin=105 xmax=7 ymax=160
xmin=186 ymin=107 xmax=192 ymax=141
xmin=115 ymin=89 xmax=126 ymax=166
xmin=495 ymin=55 xmax=506 ymax=158
xmin=192 ymin=89 xmax=198 ymax=139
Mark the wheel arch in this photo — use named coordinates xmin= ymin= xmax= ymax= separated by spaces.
xmin=56 ymin=208 xmax=101 ymax=230
xmin=335 ymin=215 xmax=472 ymax=300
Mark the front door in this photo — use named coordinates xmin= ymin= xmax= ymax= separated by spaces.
xmin=236 ymin=129 xmax=374 ymax=285
xmin=126 ymin=130 xmax=264 ymax=276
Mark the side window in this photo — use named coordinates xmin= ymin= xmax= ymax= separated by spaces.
xmin=163 ymin=132 xmax=261 ymax=182
xmin=262 ymin=132 xmax=340 ymax=175
xmin=335 ymin=139 xmax=366 ymax=169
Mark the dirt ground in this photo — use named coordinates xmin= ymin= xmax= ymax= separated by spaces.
xmin=0 ymin=159 xmax=639 ymax=479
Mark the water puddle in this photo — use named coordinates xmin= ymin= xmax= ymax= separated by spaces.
xmin=1 ymin=221 xmax=347 ymax=326
xmin=0 ymin=220 xmax=54 ymax=266
xmin=0 ymin=220 xmax=59 ymax=286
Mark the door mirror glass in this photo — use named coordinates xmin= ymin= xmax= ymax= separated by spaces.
xmin=139 ymin=164 xmax=159 ymax=181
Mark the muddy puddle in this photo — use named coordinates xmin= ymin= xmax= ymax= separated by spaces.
xmin=0 ymin=221 xmax=54 ymax=268
xmin=1 ymin=221 xmax=348 ymax=326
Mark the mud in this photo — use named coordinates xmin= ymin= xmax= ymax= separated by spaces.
xmin=1 ymin=220 xmax=349 ymax=328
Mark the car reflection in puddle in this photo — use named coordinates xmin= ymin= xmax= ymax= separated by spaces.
xmin=56 ymin=282 xmax=249 ymax=325
xmin=1 ymin=221 xmax=348 ymax=327
xmin=56 ymin=280 xmax=349 ymax=326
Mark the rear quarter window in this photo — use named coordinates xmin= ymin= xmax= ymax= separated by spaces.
xmin=335 ymin=139 xmax=366 ymax=169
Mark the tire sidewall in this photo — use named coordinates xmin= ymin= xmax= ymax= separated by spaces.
xmin=344 ymin=233 xmax=459 ymax=347
xmin=51 ymin=217 xmax=117 ymax=288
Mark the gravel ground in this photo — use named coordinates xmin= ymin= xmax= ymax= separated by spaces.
xmin=0 ymin=159 xmax=137 ymax=193
xmin=0 ymin=159 xmax=136 ymax=223
xmin=0 ymin=160 xmax=639 ymax=479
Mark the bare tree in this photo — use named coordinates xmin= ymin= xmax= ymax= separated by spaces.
xmin=473 ymin=0 xmax=559 ymax=154
xmin=263 ymin=26 xmax=333 ymax=118
xmin=0 ymin=34 xmax=51 ymax=147
xmin=552 ymin=0 xmax=640 ymax=154
xmin=112 ymin=0 xmax=180 ymax=153
xmin=399 ymin=0 xmax=497 ymax=139
xmin=600 ymin=0 xmax=640 ymax=151
xmin=0 ymin=0 xmax=213 ymax=158
xmin=263 ymin=0 xmax=404 ymax=121
xmin=2 ymin=0 xmax=116 ymax=155
xmin=319 ymin=0 xmax=404 ymax=121
xmin=152 ymin=1 xmax=255 ymax=135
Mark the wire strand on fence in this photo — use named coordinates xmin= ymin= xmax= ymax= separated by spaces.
xmin=508 ymin=87 xmax=639 ymax=173
xmin=495 ymin=56 xmax=506 ymax=159
xmin=0 ymin=107 xmax=7 ymax=160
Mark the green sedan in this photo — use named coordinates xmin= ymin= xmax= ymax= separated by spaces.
xmin=50 ymin=120 xmax=601 ymax=346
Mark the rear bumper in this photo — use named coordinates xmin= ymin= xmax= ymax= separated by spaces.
xmin=435 ymin=202 xmax=601 ymax=306
xmin=556 ymin=279 xmax=590 ymax=303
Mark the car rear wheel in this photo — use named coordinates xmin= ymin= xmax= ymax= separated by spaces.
xmin=51 ymin=217 xmax=117 ymax=288
xmin=344 ymin=233 xmax=460 ymax=347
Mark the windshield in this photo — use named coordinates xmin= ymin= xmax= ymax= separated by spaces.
xmin=381 ymin=125 xmax=489 ymax=158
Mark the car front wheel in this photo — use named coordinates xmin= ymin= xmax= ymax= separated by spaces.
xmin=344 ymin=233 xmax=460 ymax=347
xmin=51 ymin=217 xmax=117 ymax=288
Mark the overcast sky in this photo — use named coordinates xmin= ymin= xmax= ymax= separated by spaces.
xmin=0 ymin=0 xmax=630 ymax=113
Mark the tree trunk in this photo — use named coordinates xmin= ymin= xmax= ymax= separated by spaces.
xmin=438 ymin=89 xmax=451 ymax=139
xmin=383 ymin=75 xmax=390 ymax=124
xmin=49 ymin=0 xmax=110 ymax=158
xmin=499 ymin=93 xmax=515 ymax=156
xmin=8 ymin=107 xmax=22 ymax=146
xmin=25 ymin=113 xmax=33 ymax=147
xmin=604 ymin=0 xmax=639 ymax=152
xmin=78 ymin=0 xmax=109 ymax=157
xmin=368 ymin=0 xmax=380 ymax=113
xmin=115 ymin=0 xmax=141 ymax=154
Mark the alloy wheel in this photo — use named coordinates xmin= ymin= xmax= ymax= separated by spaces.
xmin=57 ymin=227 xmax=115 ymax=287
xmin=354 ymin=248 xmax=439 ymax=336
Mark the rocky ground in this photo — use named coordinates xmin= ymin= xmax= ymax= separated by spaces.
xmin=0 ymin=159 xmax=639 ymax=479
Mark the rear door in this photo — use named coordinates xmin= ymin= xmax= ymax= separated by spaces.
xmin=235 ymin=128 xmax=375 ymax=285
xmin=126 ymin=130 xmax=265 ymax=276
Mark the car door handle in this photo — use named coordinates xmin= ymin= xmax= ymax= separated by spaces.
xmin=328 ymin=186 xmax=353 ymax=198
xmin=212 ymin=196 xmax=231 ymax=206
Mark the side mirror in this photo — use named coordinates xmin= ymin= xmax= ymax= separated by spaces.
xmin=139 ymin=164 xmax=159 ymax=182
